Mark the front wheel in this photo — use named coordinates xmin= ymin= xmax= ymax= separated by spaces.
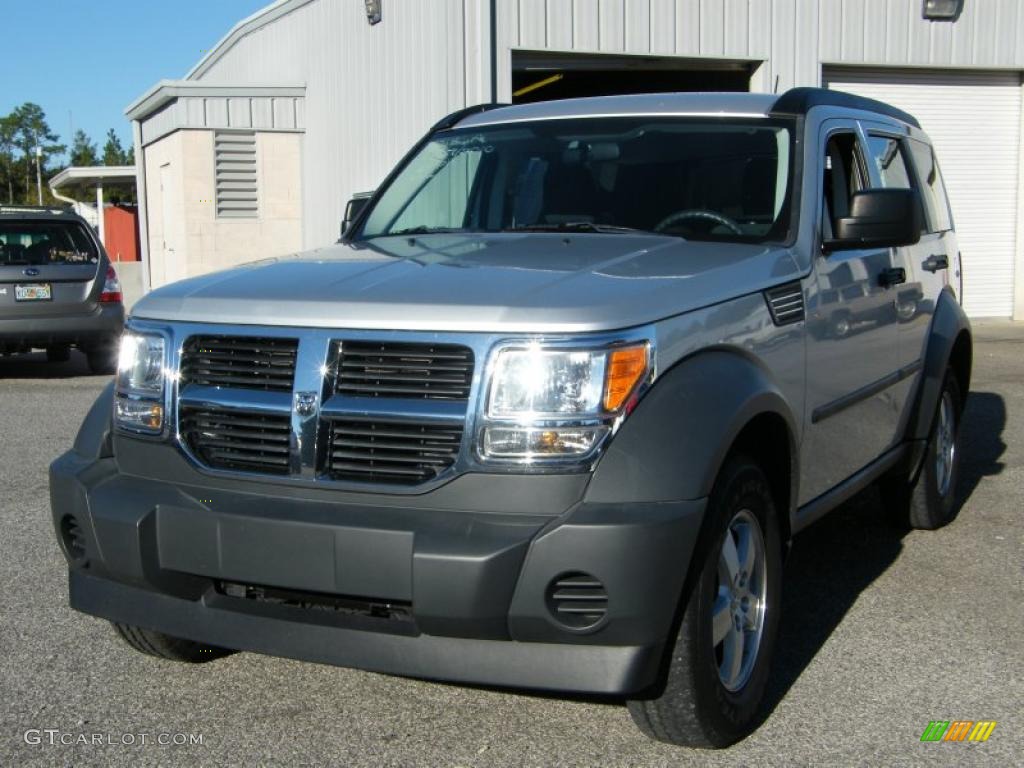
xmin=627 ymin=455 xmax=782 ymax=748
xmin=112 ymin=623 xmax=233 ymax=663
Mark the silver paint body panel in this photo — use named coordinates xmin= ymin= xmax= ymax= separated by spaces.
xmin=127 ymin=95 xmax=952 ymax=510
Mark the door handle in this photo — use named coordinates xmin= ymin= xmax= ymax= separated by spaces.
xmin=922 ymin=254 xmax=949 ymax=273
xmin=878 ymin=267 xmax=907 ymax=288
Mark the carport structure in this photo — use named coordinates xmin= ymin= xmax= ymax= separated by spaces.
xmin=49 ymin=166 xmax=138 ymax=259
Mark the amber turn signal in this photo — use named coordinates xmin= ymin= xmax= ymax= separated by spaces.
xmin=603 ymin=344 xmax=648 ymax=412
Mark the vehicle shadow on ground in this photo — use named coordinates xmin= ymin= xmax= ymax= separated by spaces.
xmin=0 ymin=351 xmax=99 ymax=379
xmin=760 ymin=389 xmax=1007 ymax=722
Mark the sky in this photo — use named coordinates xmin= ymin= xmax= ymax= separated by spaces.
xmin=0 ymin=0 xmax=270 ymax=161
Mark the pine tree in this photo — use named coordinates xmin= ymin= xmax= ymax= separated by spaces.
xmin=70 ymin=129 xmax=99 ymax=167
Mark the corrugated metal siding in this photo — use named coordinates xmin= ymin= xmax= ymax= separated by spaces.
xmin=495 ymin=0 xmax=1024 ymax=98
xmin=194 ymin=0 xmax=467 ymax=249
xmin=820 ymin=0 xmax=1024 ymax=70
xmin=825 ymin=68 xmax=1022 ymax=318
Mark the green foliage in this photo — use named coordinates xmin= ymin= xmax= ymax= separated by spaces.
xmin=70 ymin=129 xmax=99 ymax=167
xmin=0 ymin=102 xmax=134 ymax=204
xmin=102 ymin=128 xmax=131 ymax=166
xmin=0 ymin=102 xmax=66 ymax=204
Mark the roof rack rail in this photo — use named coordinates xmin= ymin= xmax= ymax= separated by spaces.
xmin=0 ymin=204 xmax=74 ymax=216
xmin=770 ymin=87 xmax=920 ymax=128
xmin=431 ymin=102 xmax=508 ymax=132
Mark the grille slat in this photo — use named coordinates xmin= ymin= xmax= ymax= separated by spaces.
xmin=335 ymin=341 xmax=474 ymax=401
xmin=326 ymin=420 xmax=463 ymax=485
xmin=181 ymin=407 xmax=292 ymax=475
xmin=181 ymin=336 xmax=298 ymax=392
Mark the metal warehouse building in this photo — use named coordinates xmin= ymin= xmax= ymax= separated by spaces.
xmin=126 ymin=0 xmax=1024 ymax=319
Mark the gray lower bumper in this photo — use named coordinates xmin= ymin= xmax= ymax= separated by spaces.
xmin=51 ymin=448 xmax=705 ymax=694
xmin=70 ymin=570 xmax=661 ymax=694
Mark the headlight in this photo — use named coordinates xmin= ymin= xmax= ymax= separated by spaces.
xmin=114 ymin=332 xmax=166 ymax=433
xmin=480 ymin=342 xmax=650 ymax=462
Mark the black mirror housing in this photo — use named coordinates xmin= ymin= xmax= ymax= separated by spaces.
xmin=340 ymin=191 xmax=375 ymax=239
xmin=824 ymin=188 xmax=923 ymax=252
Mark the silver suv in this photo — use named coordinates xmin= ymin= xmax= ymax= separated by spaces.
xmin=50 ymin=89 xmax=971 ymax=748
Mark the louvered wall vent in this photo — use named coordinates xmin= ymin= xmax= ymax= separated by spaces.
xmin=764 ymin=282 xmax=805 ymax=325
xmin=215 ymin=131 xmax=258 ymax=218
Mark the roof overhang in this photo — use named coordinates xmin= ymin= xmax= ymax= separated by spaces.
xmin=125 ymin=81 xmax=306 ymax=121
xmin=50 ymin=166 xmax=138 ymax=190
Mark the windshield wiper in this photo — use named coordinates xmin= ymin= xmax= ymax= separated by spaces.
xmin=373 ymin=226 xmax=466 ymax=238
xmin=502 ymin=222 xmax=653 ymax=235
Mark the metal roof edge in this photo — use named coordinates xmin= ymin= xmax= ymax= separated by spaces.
xmin=125 ymin=81 xmax=306 ymax=121
xmin=186 ymin=0 xmax=318 ymax=80
xmin=49 ymin=166 xmax=138 ymax=188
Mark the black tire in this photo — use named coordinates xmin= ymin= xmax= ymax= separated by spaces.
xmin=112 ymin=622 xmax=232 ymax=663
xmin=86 ymin=346 xmax=118 ymax=375
xmin=46 ymin=346 xmax=71 ymax=363
xmin=627 ymin=455 xmax=782 ymax=748
xmin=882 ymin=369 xmax=963 ymax=530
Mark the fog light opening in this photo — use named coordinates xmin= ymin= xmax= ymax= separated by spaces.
xmin=545 ymin=571 xmax=608 ymax=631
xmin=60 ymin=514 xmax=89 ymax=567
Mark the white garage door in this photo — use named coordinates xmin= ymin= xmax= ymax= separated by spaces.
xmin=824 ymin=68 xmax=1022 ymax=318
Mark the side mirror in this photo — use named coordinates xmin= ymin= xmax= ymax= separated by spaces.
xmin=823 ymin=188 xmax=923 ymax=252
xmin=340 ymin=191 xmax=375 ymax=238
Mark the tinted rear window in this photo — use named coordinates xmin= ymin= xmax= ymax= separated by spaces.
xmin=907 ymin=140 xmax=953 ymax=233
xmin=0 ymin=220 xmax=98 ymax=266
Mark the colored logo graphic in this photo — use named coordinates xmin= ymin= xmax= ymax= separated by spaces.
xmin=920 ymin=721 xmax=997 ymax=742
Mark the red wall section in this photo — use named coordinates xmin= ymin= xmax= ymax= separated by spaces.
xmin=103 ymin=204 xmax=140 ymax=262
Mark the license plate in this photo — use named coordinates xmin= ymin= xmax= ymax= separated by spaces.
xmin=15 ymin=283 xmax=52 ymax=301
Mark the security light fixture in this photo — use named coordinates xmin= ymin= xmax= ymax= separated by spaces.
xmin=365 ymin=0 xmax=382 ymax=25
xmin=922 ymin=0 xmax=964 ymax=21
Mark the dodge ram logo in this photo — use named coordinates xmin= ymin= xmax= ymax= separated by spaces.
xmin=294 ymin=391 xmax=319 ymax=417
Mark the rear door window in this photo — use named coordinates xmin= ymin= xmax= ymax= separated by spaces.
xmin=0 ymin=220 xmax=98 ymax=266
xmin=906 ymin=139 xmax=953 ymax=233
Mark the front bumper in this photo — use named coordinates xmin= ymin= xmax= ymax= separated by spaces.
xmin=50 ymin=446 xmax=704 ymax=694
xmin=0 ymin=303 xmax=124 ymax=348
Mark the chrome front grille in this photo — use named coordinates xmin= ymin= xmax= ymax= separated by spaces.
xmin=334 ymin=341 xmax=474 ymax=400
xmin=180 ymin=406 xmax=292 ymax=475
xmin=326 ymin=420 xmax=464 ymax=484
xmin=180 ymin=336 xmax=298 ymax=392
xmin=175 ymin=331 xmax=474 ymax=489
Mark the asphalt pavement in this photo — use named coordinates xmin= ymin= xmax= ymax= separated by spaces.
xmin=1 ymin=324 xmax=1021 ymax=767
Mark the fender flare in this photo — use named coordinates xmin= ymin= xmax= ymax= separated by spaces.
xmin=72 ymin=381 xmax=115 ymax=461
xmin=585 ymin=349 xmax=800 ymax=511
xmin=906 ymin=288 xmax=972 ymax=445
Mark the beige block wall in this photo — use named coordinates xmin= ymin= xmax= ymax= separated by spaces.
xmin=144 ymin=129 xmax=303 ymax=289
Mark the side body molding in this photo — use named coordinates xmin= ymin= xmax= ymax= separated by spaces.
xmin=585 ymin=349 xmax=800 ymax=513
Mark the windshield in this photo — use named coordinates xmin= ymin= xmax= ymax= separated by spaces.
xmin=358 ymin=116 xmax=795 ymax=243
xmin=0 ymin=220 xmax=98 ymax=265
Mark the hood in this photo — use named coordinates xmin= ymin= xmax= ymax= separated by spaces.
xmin=132 ymin=233 xmax=803 ymax=333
